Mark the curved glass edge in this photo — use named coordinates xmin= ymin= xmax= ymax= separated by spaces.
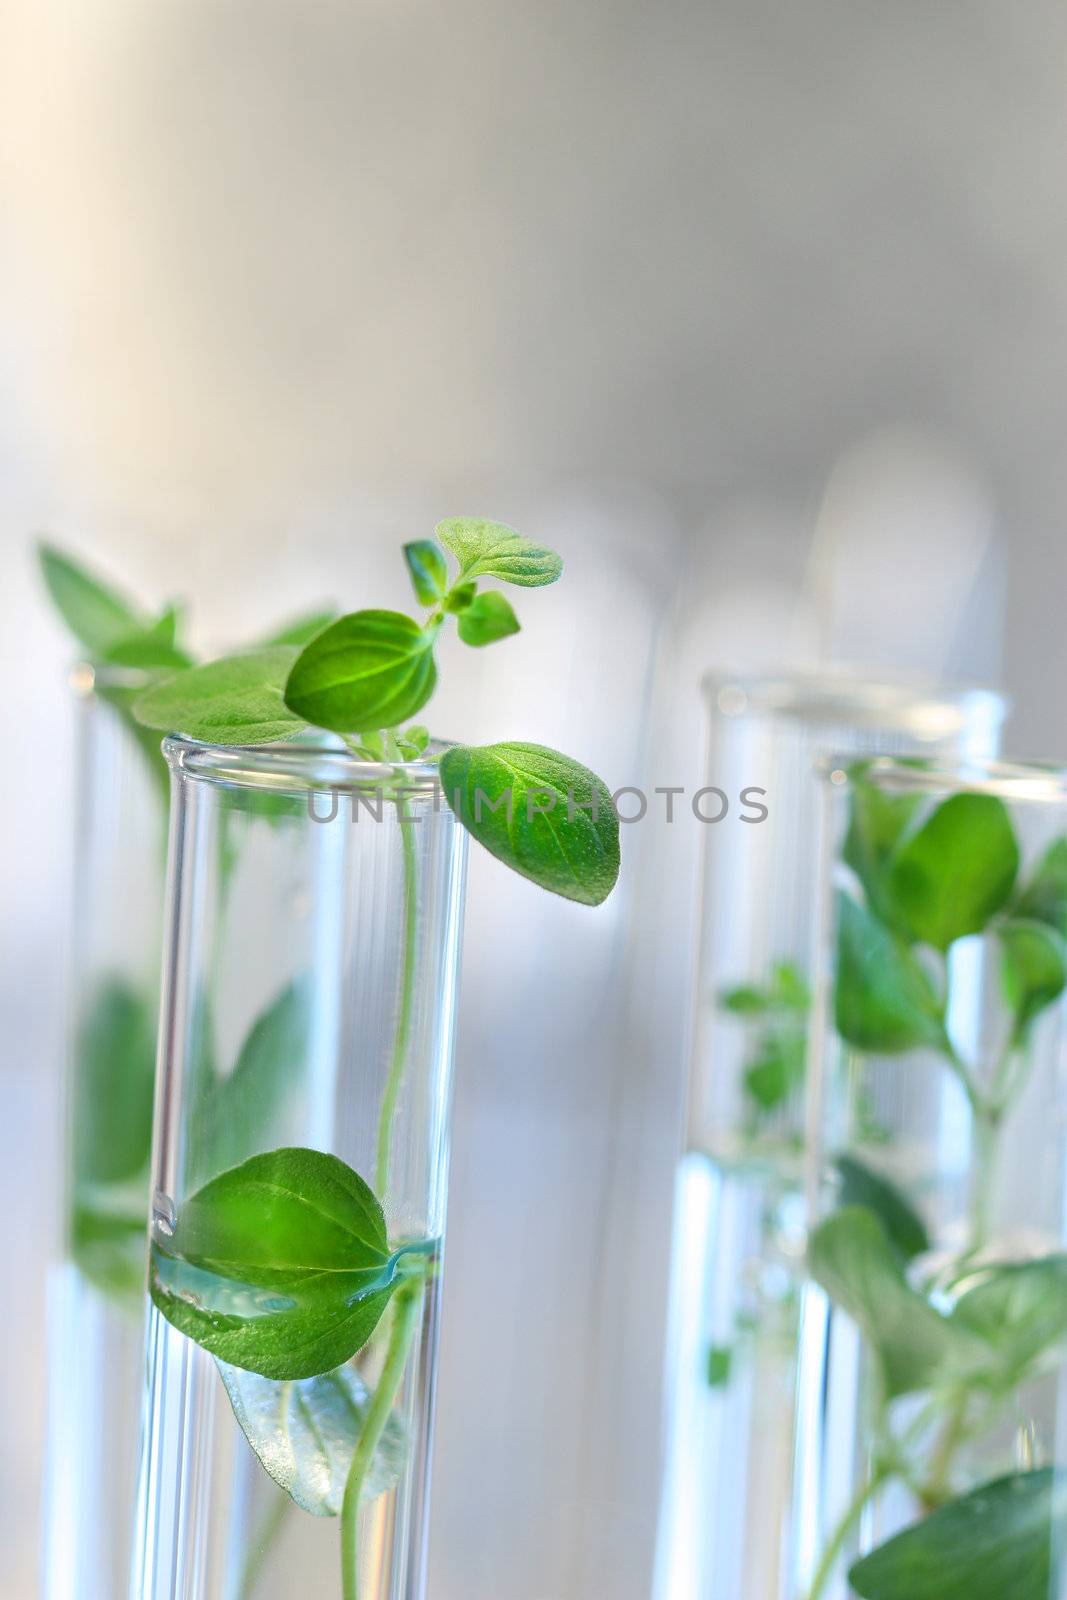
xmin=819 ymin=751 xmax=1067 ymax=804
xmin=701 ymin=667 xmax=1009 ymax=738
xmin=163 ymin=732 xmax=449 ymax=796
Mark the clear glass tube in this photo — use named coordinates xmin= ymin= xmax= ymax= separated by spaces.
xmin=42 ymin=665 xmax=170 ymax=1600
xmin=792 ymin=756 xmax=1067 ymax=1600
xmin=654 ymin=674 xmax=1007 ymax=1600
xmin=131 ymin=736 xmax=466 ymax=1600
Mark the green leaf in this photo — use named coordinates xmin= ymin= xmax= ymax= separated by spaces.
xmin=809 ymin=1207 xmax=989 ymax=1397
xmin=135 ymin=648 xmax=304 ymax=746
xmin=217 ymin=1359 xmax=406 ymax=1516
xmin=188 ymin=982 xmax=310 ymax=1188
xmin=887 ymin=793 xmax=1020 ymax=951
xmin=440 ymin=742 xmax=620 ymax=906
xmin=150 ymin=1148 xmax=408 ymax=1380
xmin=397 ymin=723 xmax=429 ymax=758
xmin=706 ymin=1345 xmax=733 ymax=1387
xmin=1013 ymin=838 xmax=1067 ymax=936
xmin=835 ymin=1154 xmax=930 ymax=1263
xmin=770 ymin=961 xmax=810 ymax=1011
xmin=103 ymin=606 xmax=193 ymax=672
xmin=999 ymin=919 xmax=1067 ymax=1040
xmin=435 ymin=519 xmax=563 ymax=587
xmin=843 ymin=768 xmax=921 ymax=932
xmin=284 ymin=611 xmax=437 ymax=734
xmin=744 ymin=1034 xmax=805 ymax=1111
xmin=73 ymin=978 xmax=157 ymax=1187
xmin=951 ymin=1257 xmax=1067 ymax=1390
xmin=403 ymin=540 xmax=449 ymax=606
xmin=834 ymin=893 xmax=946 ymax=1055
xmin=38 ymin=541 xmax=148 ymax=657
xmin=456 ymin=591 xmax=521 ymax=647
xmin=849 ymin=1470 xmax=1066 ymax=1600
xmin=720 ymin=983 xmax=771 ymax=1015
xmin=261 ymin=609 xmax=337 ymax=648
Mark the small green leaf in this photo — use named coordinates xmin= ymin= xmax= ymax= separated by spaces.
xmin=38 ymin=541 xmax=148 ymax=657
xmin=743 ymin=1034 xmax=805 ymax=1111
xmin=261 ymin=609 xmax=337 ymax=648
xmin=809 ymin=1207 xmax=989 ymax=1397
xmin=1013 ymin=838 xmax=1067 ymax=936
xmin=835 ymin=1154 xmax=930 ymax=1263
xmin=770 ymin=961 xmax=809 ymax=1011
xmin=440 ymin=742 xmax=620 ymax=906
xmin=399 ymin=724 xmax=429 ymax=755
xmin=835 ymin=894 xmax=946 ymax=1055
xmin=150 ymin=1148 xmax=406 ymax=1380
xmin=951 ymin=1257 xmax=1067 ymax=1390
xmin=435 ymin=519 xmax=563 ymax=587
xmin=456 ymin=591 xmax=521 ymax=648
xmin=135 ymin=648 xmax=304 ymax=746
xmin=217 ymin=1359 xmax=406 ymax=1516
xmin=188 ymin=982 xmax=310 ymax=1187
xmin=999 ymin=919 xmax=1067 ymax=1041
xmin=720 ymin=983 xmax=770 ymax=1015
xmin=442 ymin=582 xmax=477 ymax=613
xmin=706 ymin=1345 xmax=733 ymax=1387
xmin=103 ymin=606 xmax=193 ymax=671
xmin=843 ymin=767 xmax=921 ymax=932
xmin=403 ymin=540 xmax=449 ymax=606
xmin=887 ymin=793 xmax=1020 ymax=951
xmin=284 ymin=611 xmax=437 ymax=733
xmin=849 ymin=1470 xmax=1066 ymax=1600
xmin=73 ymin=978 xmax=157 ymax=1187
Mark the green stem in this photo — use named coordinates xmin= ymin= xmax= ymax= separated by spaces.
xmin=805 ymin=1461 xmax=890 ymax=1600
xmin=236 ymin=1488 xmax=292 ymax=1599
xmin=375 ymin=795 xmax=418 ymax=1195
xmin=340 ymin=1279 xmax=423 ymax=1600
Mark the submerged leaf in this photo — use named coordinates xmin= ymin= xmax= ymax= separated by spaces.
xmin=834 ymin=894 xmax=946 ymax=1055
xmin=218 ymin=1359 xmax=406 ymax=1515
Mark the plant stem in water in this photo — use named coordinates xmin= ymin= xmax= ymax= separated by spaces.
xmin=341 ymin=1278 xmax=423 ymax=1600
xmin=805 ymin=1461 xmax=890 ymax=1600
xmin=376 ymin=796 xmax=418 ymax=1195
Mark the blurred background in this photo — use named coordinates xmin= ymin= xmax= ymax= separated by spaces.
xmin=2 ymin=3 xmax=1066 ymax=1596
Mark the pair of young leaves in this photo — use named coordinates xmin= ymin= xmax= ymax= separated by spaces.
xmin=836 ymin=769 xmax=1067 ymax=1062
xmin=132 ymin=518 xmax=620 ymax=909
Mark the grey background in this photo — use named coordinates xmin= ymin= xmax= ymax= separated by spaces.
xmin=2 ymin=4 xmax=1066 ymax=1596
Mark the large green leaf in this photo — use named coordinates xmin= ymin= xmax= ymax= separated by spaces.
xmin=284 ymin=610 xmax=437 ymax=733
xmin=135 ymin=648 xmax=303 ymax=746
xmin=849 ymin=1470 xmax=1066 ymax=1600
xmin=435 ymin=519 xmax=562 ymax=586
xmin=440 ymin=741 xmax=619 ymax=906
xmin=999 ymin=919 xmax=1067 ymax=1040
xmin=38 ymin=542 xmax=148 ymax=657
xmin=834 ymin=894 xmax=946 ymax=1054
xmin=809 ymin=1207 xmax=990 ymax=1397
xmin=887 ymin=793 xmax=1020 ymax=951
xmin=951 ymin=1256 xmax=1067 ymax=1390
xmin=72 ymin=978 xmax=157 ymax=1187
xmin=149 ymin=1148 xmax=405 ymax=1380
xmin=835 ymin=1155 xmax=930 ymax=1264
xmin=217 ymin=1360 xmax=406 ymax=1516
